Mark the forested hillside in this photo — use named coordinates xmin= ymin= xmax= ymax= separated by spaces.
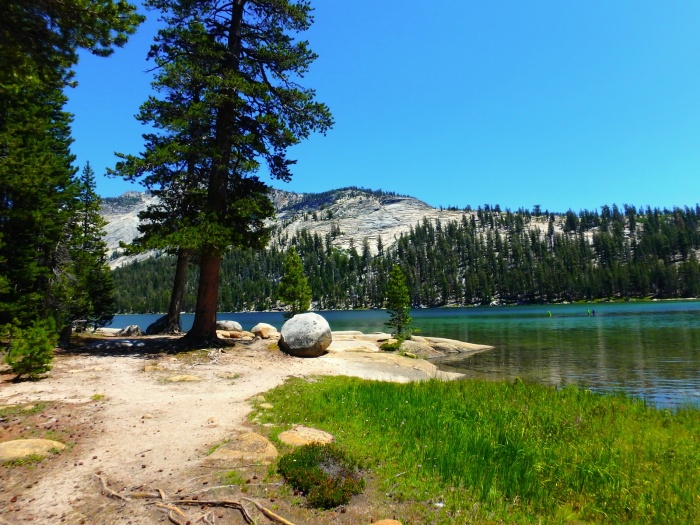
xmin=111 ymin=202 xmax=700 ymax=313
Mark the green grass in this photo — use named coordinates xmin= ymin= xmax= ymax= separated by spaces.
xmin=0 ymin=403 xmax=46 ymax=418
xmin=220 ymin=469 xmax=246 ymax=486
xmin=253 ymin=377 xmax=700 ymax=524
xmin=2 ymin=453 xmax=46 ymax=468
xmin=205 ymin=440 xmax=228 ymax=456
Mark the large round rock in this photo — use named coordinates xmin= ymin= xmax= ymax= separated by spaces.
xmin=279 ymin=313 xmax=332 ymax=358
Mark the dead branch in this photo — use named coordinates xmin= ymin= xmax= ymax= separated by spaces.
xmin=156 ymin=503 xmax=188 ymax=525
xmin=96 ymin=474 xmax=129 ymax=501
xmin=95 ymin=473 xmax=299 ymax=524
xmin=242 ymin=497 xmax=297 ymax=525
xmin=175 ymin=499 xmax=253 ymax=522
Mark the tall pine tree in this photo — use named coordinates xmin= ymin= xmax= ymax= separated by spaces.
xmin=126 ymin=0 xmax=333 ymax=344
xmin=0 ymin=1 xmax=141 ymax=330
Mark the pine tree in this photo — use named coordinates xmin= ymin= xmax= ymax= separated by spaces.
xmin=0 ymin=1 xmax=141 ymax=334
xmin=132 ymin=0 xmax=332 ymax=344
xmin=278 ymin=246 xmax=312 ymax=318
xmin=67 ymin=162 xmax=115 ymax=330
xmin=385 ymin=264 xmax=412 ymax=340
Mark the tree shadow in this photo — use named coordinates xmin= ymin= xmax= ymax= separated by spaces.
xmin=58 ymin=334 xmax=241 ymax=358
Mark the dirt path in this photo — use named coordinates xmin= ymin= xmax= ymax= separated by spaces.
xmin=0 ymin=338 xmax=464 ymax=524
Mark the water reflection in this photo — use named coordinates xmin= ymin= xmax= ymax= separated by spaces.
xmin=431 ymin=304 xmax=700 ymax=408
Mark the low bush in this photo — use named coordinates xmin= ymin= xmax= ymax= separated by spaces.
xmin=380 ymin=339 xmax=402 ymax=352
xmin=2 ymin=319 xmax=56 ymax=380
xmin=277 ymin=443 xmax=365 ymax=509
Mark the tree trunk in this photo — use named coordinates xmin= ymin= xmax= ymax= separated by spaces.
xmin=164 ymin=250 xmax=189 ymax=333
xmin=184 ymin=252 xmax=221 ymax=344
xmin=185 ymin=2 xmax=244 ymax=345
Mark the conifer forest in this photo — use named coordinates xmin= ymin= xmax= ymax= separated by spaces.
xmin=112 ymin=199 xmax=700 ymax=313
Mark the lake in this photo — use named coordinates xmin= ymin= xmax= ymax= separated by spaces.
xmin=109 ymin=301 xmax=700 ymax=409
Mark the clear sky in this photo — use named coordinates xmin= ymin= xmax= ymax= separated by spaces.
xmin=65 ymin=1 xmax=700 ymax=213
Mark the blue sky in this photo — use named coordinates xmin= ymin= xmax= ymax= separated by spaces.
xmin=66 ymin=1 xmax=700 ymax=213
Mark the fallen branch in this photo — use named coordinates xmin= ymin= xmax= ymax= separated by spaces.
xmin=242 ymin=497 xmax=297 ymax=525
xmin=96 ymin=474 xmax=297 ymax=524
xmin=96 ymin=474 xmax=129 ymax=501
xmin=156 ymin=503 xmax=188 ymax=525
xmin=174 ymin=499 xmax=253 ymax=522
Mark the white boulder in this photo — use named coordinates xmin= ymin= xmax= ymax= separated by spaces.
xmin=216 ymin=320 xmax=242 ymax=332
xmin=279 ymin=313 xmax=332 ymax=358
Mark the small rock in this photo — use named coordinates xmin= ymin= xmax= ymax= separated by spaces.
xmin=0 ymin=439 xmax=67 ymax=462
xmin=166 ymin=375 xmax=202 ymax=382
xmin=277 ymin=425 xmax=334 ymax=447
xmin=259 ymin=403 xmax=273 ymax=409
xmin=251 ymin=323 xmax=278 ymax=339
xmin=205 ymin=432 xmax=278 ymax=466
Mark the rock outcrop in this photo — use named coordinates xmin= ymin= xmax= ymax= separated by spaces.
xmin=216 ymin=320 xmax=242 ymax=332
xmin=279 ymin=313 xmax=332 ymax=357
xmin=277 ymin=426 xmax=334 ymax=447
xmin=205 ymin=432 xmax=278 ymax=467
xmin=117 ymin=324 xmax=142 ymax=336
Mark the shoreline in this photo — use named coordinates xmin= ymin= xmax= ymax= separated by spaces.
xmin=112 ymin=296 xmax=700 ymax=317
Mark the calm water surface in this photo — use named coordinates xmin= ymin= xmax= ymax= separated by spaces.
xmin=110 ymin=301 xmax=700 ymax=408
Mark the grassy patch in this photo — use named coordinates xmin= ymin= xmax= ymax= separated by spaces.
xmin=0 ymin=403 xmax=46 ymax=418
xmin=205 ymin=441 xmax=228 ymax=456
xmin=253 ymin=376 xmax=700 ymax=524
xmin=2 ymin=453 xmax=47 ymax=468
xmin=91 ymin=393 xmax=106 ymax=401
xmin=220 ymin=470 xmax=247 ymax=486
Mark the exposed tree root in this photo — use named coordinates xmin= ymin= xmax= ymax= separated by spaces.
xmin=97 ymin=474 xmax=295 ymax=524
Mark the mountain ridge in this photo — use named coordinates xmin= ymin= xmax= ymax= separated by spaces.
xmin=102 ymin=186 xmax=517 ymax=268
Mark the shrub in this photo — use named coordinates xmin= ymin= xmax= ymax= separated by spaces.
xmin=3 ymin=319 xmax=57 ymax=380
xmin=277 ymin=443 xmax=365 ymax=509
xmin=380 ymin=339 xmax=403 ymax=352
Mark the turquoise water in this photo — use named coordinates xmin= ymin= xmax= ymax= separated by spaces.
xmin=110 ymin=301 xmax=700 ymax=408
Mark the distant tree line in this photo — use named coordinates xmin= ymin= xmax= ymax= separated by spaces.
xmin=111 ymin=204 xmax=700 ymax=313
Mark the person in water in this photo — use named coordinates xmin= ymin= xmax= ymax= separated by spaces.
xmin=587 ymin=308 xmax=591 ymax=316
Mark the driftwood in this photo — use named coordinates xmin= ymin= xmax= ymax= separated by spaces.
xmin=97 ymin=474 xmax=295 ymax=525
